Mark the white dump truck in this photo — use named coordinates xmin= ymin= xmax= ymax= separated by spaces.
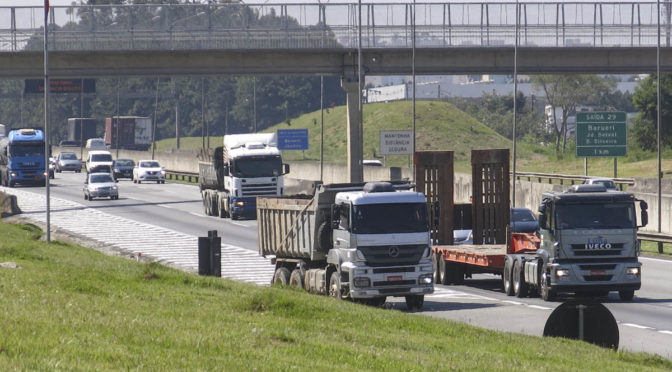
xmin=200 ymin=133 xmax=289 ymax=219
xmin=257 ymin=181 xmax=434 ymax=310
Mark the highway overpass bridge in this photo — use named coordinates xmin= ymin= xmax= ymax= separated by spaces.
xmin=2 ymin=2 xmax=671 ymax=181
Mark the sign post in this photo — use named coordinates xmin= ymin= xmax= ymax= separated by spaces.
xmin=576 ymin=112 xmax=626 ymax=176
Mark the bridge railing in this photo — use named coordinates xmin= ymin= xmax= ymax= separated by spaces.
xmin=0 ymin=2 xmax=671 ymax=52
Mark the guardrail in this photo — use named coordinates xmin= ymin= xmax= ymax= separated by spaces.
xmin=638 ymin=231 xmax=672 ymax=254
xmin=514 ymin=171 xmax=634 ymax=190
xmin=165 ymin=170 xmax=199 ymax=184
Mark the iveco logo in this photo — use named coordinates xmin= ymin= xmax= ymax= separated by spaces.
xmin=585 ymin=237 xmax=611 ymax=250
xmin=388 ymin=246 xmax=400 ymax=258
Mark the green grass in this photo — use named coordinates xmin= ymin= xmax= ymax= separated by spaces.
xmin=0 ymin=221 xmax=670 ymax=370
xmin=156 ymin=100 xmax=671 ymax=177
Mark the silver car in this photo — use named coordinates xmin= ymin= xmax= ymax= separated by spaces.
xmin=84 ymin=172 xmax=119 ymax=200
xmin=56 ymin=152 xmax=82 ymax=173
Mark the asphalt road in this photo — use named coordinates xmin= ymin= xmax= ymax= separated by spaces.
xmin=8 ymin=171 xmax=672 ymax=360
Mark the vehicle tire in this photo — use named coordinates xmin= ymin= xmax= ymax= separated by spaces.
xmin=230 ymin=212 xmax=238 ymax=220
xmin=513 ymin=260 xmax=528 ymax=298
xmin=133 ymin=179 xmax=137 ymax=184
xmin=367 ymin=297 xmax=387 ymax=307
xmin=438 ymin=255 xmax=448 ymax=285
xmin=405 ymin=295 xmax=424 ymax=311
xmin=137 ymin=180 xmax=141 ymax=184
xmin=219 ymin=201 xmax=228 ymax=218
xmin=157 ymin=181 xmax=160 ymax=184
xmin=289 ymin=269 xmax=304 ymax=290
xmin=84 ymin=193 xmax=88 ymax=200
xmin=316 ymin=221 xmax=333 ymax=251
xmin=540 ymin=271 xmax=556 ymax=301
xmin=453 ymin=263 xmax=465 ymax=285
xmin=56 ymin=168 xmax=61 ymax=173
xmin=161 ymin=180 xmax=165 ymax=184
xmin=433 ymin=252 xmax=441 ymax=285
xmin=503 ymin=257 xmax=514 ymax=296
xmin=619 ymin=290 xmax=635 ymax=301
xmin=8 ymin=180 xmax=14 ymax=188
xmin=113 ymin=195 xmax=119 ymax=200
xmin=328 ymin=271 xmax=342 ymax=300
xmin=272 ymin=267 xmax=290 ymax=286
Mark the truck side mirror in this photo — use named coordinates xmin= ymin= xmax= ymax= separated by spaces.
xmin=640 ymin=210 xmax=648 ymax=227
xmin=283 ymin=163 xmax=290 ymax=175
xmin=331 ymin=205 xmax=340 ymax=229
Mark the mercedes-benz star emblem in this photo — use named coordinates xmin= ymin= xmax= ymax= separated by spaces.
xmin=388 ymin=246 xmax=400 ymax=258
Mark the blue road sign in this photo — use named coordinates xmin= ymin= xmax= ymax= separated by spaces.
xmin=277 ymin=129 xmax=309 ymax=150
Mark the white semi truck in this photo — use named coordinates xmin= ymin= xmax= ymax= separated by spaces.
xmin=199 ymin=133 xmax=289 ymax=219
xmin=257 ymin=181 xmax=434 ymax=310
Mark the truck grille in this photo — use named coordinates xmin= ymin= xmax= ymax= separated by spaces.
xmin=570 ymin=243 xmax=624 ymax=257
xmin=241 ymin=182 xmax=278 ymax=196
xmin=358 ymin=245 xmax=425 ymax=267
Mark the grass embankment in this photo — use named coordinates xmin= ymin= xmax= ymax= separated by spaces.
xmin=0 ymin=221 xmax=670 ymax=371
xmin=156 ymin=100 xmax=672 ymax=177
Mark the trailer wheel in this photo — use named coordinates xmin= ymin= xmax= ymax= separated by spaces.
xmin=432 ymin=252 xmax=441 ymax=285
xmin=503 ymin=257 xmax=514 ymax=296
xmin=513 ymin=260 xmax=528 ymax=298
xmin=210 ymin=196 xmax=218 ymax=217
xmin=540 ymin=271 xmax=556 ymax=301
xmin=328 ymin=271 xmax=343 ymax=300
xmin=272 ymin=267 xmax=290 ymax=286
xmin=438 ymin=255 xmax=448 ymax=285
xmin=618 ymin=290 xmax=635 ymax=301
xmin=289 ymin=269 xmax=304 ymax=290
xmin=405 ymin=295 xmax=424 ymax=311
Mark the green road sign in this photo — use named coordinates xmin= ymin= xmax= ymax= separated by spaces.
xmin=576 ymin=111 xmax=627 ymax=157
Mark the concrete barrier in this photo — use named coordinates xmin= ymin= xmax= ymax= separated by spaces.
xmin=0 ymin=191 xmax=21 ymax=218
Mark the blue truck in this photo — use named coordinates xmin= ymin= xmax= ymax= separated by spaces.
xmin=0 ymin=128 xmax=47 ymax=187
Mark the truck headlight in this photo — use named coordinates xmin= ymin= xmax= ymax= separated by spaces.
xmin=418 ymin=274 xmax=433 ymax=285
xmin=555 ymin=269 xmax=570 ymax=279
xmin=112 ymin=186 xmax=118 ymax=190
xmin=626 ymin=267 xmax=640 ymax=277
xmin=160 ymin=170 xmax=166 ymax=175
xmin=353 ymin=277 xmax=370 ymax=288
xmin=234 ymin=201 xmax=245 ymax=207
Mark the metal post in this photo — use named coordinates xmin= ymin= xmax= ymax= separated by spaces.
xmin=152 ymin=77 xmax=160 ymax=160
xmin=658 ymin=0 xmax=663 ymax=253
xmin=201 ymin=77 xmax=205 ymax=149
xmin=115 ymin=77 xmax=121 ymax=159
xmin=320 ymin=75 xmax=324 ymax=183
xmin=43 ymin=0 xmax=51 ymax=243
xmin=512 ymin=0 xmax=519 ymax=208
xmin=577 ymin=304 xmax=586 ymax=341
xmin=80 ymin=80 xmax=84 ymax=160
xmin=412 ymin=0 xmax=416 ymax=182
xmin=357 ymin=0 xmax=363 ymax=182
xmin=253 ymin=76 xmax=257 ymax=132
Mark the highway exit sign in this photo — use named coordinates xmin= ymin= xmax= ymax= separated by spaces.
xmin=576 ymin=111 xmax=627 ymax=157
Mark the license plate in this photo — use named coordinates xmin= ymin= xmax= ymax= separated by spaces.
xmin=590 ymin=270 xmax=606 ymax=276
xmin=387 ymin=275 xmax=402 ymax=281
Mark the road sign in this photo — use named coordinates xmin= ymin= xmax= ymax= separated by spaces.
xmin=24 ymin=79 xmax=96 ymax=94
xmin=380 ymin=130 xmax=413 ymax=155
xmin=576 ymin=111 xmax=627 ymax=157
xmin=277 ymin=129 xmax=308 ymax=150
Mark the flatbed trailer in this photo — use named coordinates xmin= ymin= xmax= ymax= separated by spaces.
xmin=432 ymin=233 xmax=539 ymax=284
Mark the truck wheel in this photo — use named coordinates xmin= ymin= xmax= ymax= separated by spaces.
xmin=367 ymin=297 xmax=387 ymax=307
xmin=438 ymin=255 xmax=448 ymax=285
xmin=289 ymin=269 xmax=304 ymax=290
xmin=453 ymin=263 xmax=465 ymax=285
xmin=513 ymin=260 xmax=528 ymax=298
xmin=405 ymin=295 xmax=424 ymax=311
xmin=272 ymin=267 xmax=290 ymax=286
xmin=540 ymin=271 xmax=556 ymax=301
xmin=219 ymin=203 xmax=228 ymax=218
xmin=619 ymin=290 xmax=635 ymax=301
xmin=433 ymin=252 xmax=441 ymax=284
xmin=328 ymin=271 xmax=343 ymax=300
xmin=503 ymin=257 xmax=514 ymax=296
xmin=210 ymin=197 xmax=218 ymax=217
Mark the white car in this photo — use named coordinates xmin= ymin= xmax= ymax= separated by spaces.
xmin=86 ymin=150 xmax=114 ymax=174
xmin=84 ymin=172 xmax=119 ymax=200
xmin=133 ymin=160 xmax=166 ymax=184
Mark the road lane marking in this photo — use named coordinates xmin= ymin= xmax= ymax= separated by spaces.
xmin=527 ymin=305 xmax=553 ymax=310
xmin=640 ymin=257 xmax=672 ymax=264
xmin=502 ymin=300 xmax=523 ymax=306
xmin=659 ymin=331 xmax=672 ymax=335
xmin=622 ymin=323 xmax=655 ymax=330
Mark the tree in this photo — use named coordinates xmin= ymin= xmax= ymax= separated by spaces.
xmin=631 ymin=74 xmax=672 ymax=151
xmin=531 ymin=75 xmax=616 ymax=152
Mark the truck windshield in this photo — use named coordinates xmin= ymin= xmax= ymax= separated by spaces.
xmin=9 ymin=144 xmax=44 ymax=157
xmin=352 ymin=203 xmax=429 ymax=234
xmin=555 ymin=203 xmax=635 ymax=230
xmin=232 ymin=156 xmax=282 ymax=178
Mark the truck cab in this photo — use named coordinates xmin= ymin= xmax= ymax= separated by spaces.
xmin=328 ymin=182 xmax=434 ymax=307
xmin=0 ymin=128 xmax=47 ymax=187
xmin=536 ymin=184 xmax=648 ymax=300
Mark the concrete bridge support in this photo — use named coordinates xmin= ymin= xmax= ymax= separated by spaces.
xmin=341 ymin=77 xmax=363 ymax=183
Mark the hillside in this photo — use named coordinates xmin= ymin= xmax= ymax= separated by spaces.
xmin=156 ymin=100 xmax=672 ymax=177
